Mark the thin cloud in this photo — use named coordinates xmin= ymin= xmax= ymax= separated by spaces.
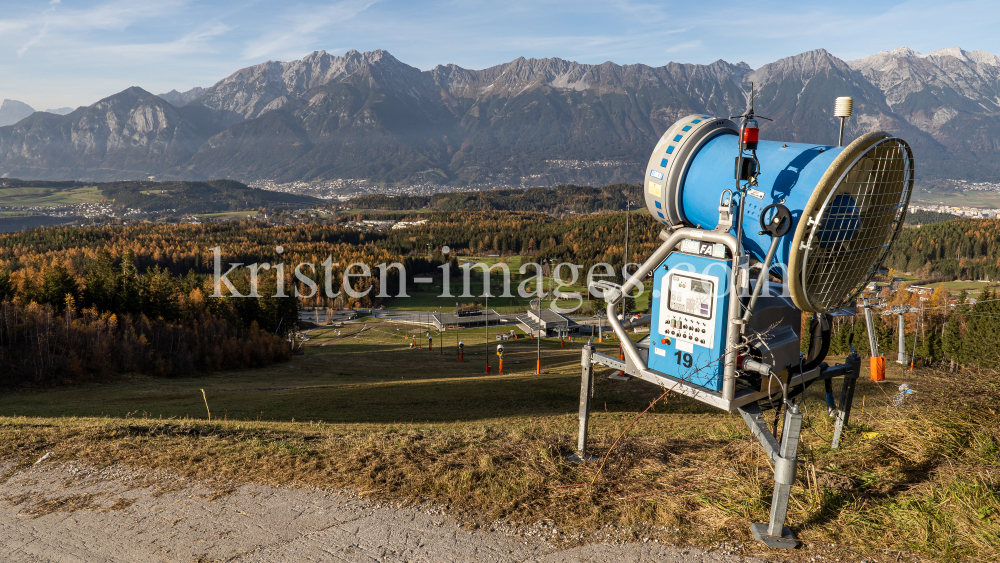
xmin=666 ymin=40 xmax=702 ymax=54
xmin=97 ymin=23 xmax=234 ymax=58
xmin=17 ymin=20 xmax=50 ymax=57
xmin=2 ymin=0 xmax=190 ymax=50
xmin=241 ymin=0 xmax=379 ymax=60
xmin=4 ymin=0 xmax=196 ymax=59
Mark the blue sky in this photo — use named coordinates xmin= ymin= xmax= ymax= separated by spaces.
xmin=3 ymin=0 xmax=1000 ymax=110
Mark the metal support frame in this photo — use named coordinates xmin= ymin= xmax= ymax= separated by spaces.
xmin=737 ymin=353 xmax=860 ymax=548
xmin=736 ymin=352 xmax=860 ymax=548
xmin=740 ymin=402 xmax=802 ymax=548
xmin=745 ymin=404 xmax=798 ymax=547
xmin=573 ymin=352 xmax=861 ymax=546
xmin=573 ymin=226 xmax=865 ymax=549
xmin=831 ymin=353 xmax=861 ymax=449
xmin=573 ymin=225 xmax=865 ymax=549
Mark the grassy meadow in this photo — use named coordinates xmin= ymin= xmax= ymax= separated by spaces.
xmin=0 ymin=185 xmax=104 ymax=206
xmin=0 ymin=317 xmax=994 ymax=562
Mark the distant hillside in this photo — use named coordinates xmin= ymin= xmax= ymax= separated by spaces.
xmin=0 ymin=178 xmax=85 ymax=189
xmin=347 ymin=184 xmax=642 ymax=213
xmin=101 ymin=180 xmax=321 ymax=213
xmin=0 ymin=178 xmax=320 ymax=213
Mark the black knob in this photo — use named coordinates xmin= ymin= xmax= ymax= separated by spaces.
xmin=759 ymin=203 xmax=792 ymax=238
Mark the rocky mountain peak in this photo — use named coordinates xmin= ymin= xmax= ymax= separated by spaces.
xmin=0 ymin=100 xmax=35 ymax=127
xmin=928 ymin=46 xmax=970 ymax=61
xmin=849 ymin=45 xmax=1000 ymax=112
xmin=193 ymin=49 xmax=423 ymax=119
xmin=744 ymin=48 xmax=850 ymax=86
xmin=891 ymin=46 xmax=921 ymax=58
xmin=92 ymin=87 xmax=161 ymax=113
xmin=159 ymin=87 xmax=206 ymax=107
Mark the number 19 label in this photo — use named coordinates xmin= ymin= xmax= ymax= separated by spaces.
xmin=674 ymin=350 xmax=692 ymax=368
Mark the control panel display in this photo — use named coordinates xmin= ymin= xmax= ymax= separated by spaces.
xmin=659 ymin=271 xmax=718 ymax=349
xmin=669 ymin=273 xmax=714 ymax=319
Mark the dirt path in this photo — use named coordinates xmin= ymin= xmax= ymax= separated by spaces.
xmin=0 ymin=460 xmax=774 ymax=563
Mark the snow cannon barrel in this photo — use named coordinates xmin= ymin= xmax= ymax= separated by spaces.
xmin=643 ymin=115 xmax=914 ymax=314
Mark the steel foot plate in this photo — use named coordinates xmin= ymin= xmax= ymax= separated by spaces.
xmin=750 ymin=523 xmax=800 ymax=549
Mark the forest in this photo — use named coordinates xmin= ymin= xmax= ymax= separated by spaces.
xmin=0 ymin=201 xmax=993 ymax=385
xmin=884 ymin=217 xmax=1000 ymax=281
xmin=820 ymin=284 xmax=1000 ymax=372
xmin=347 ymin=184 xmax=643 ymax=214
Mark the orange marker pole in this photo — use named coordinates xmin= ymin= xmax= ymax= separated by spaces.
xmin=619 ymin=344 xmax=625 ymax=376
xmin=561 ymin=339 xmax=565 ymax=348
xmin=536 ymin=359 xmax=541 ymax=375
xmin=499 ymin=358 xmax=504 ymax=374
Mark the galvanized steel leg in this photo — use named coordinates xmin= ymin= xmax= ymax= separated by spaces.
xmin=832 ymin=354 xmax=861 ymax=450
xmin=751 ymin=405 xmax=803 ymax=549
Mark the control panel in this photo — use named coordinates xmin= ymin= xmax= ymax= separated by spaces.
xmin=647 ymin=251 xmax=731 ymax=392
xmin=660 ymin=271 xmax=717 ymax=350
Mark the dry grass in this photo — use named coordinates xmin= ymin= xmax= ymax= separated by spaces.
xmin=0 ymin=321 xmax=995 ymax=562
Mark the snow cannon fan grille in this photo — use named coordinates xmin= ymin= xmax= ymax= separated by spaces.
xmin=788 ymin=132 xmax=914 ymax=313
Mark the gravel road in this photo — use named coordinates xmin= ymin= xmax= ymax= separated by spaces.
xmin=0 ymin=460 xmax=776 ymax=563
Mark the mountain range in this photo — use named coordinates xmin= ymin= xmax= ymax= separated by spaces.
xmin=2 ymin=47 xmax=999 ymax=185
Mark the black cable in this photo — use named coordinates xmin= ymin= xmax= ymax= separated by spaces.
xmin=791 ymin=313 xmax=830 ymax=374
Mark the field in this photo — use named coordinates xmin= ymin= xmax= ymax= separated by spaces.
xmin=905 ymin=280 xmax=995 ymax=298
xmin=388 ymin=255 xmax=651 ymax=313
xmin=937 ymin=280 xmax=994 ymax=295
xmin=910 ymin=188 xmax=1000 ymax=208
xmin=0 ymin=322 xmax=635 ymax=421
xmin=195 ymin=211 xmax=259 ymax=221
xmin=0 ymin=317 xmax=995 ymax=562
xmin=0 ymin=185 xmax=103 ymax=206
